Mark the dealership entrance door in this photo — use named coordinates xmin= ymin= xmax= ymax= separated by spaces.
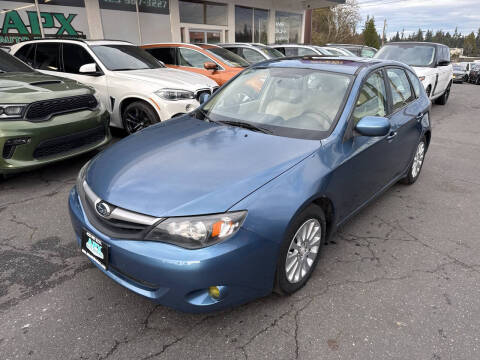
xmin=189 ymin=30 xmax=221 ymax=44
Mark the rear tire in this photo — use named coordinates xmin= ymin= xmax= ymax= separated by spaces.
xmin=401 ymin=136 xmax=427 ymax=185
xmin=274 ymin=205 xmax=326 ymax=295
xmin=435 ymin=83 xmax=451 ymax=105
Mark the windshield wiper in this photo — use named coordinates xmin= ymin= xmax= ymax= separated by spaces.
xmin=217 ymin=120 xmax=272 ymax=134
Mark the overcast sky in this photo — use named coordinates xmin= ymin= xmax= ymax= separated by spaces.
xmin=357 ymin=0 xmax=480 ymax=39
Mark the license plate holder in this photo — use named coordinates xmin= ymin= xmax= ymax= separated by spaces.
xmin=81 ymin=230 xmax=109 ymax=270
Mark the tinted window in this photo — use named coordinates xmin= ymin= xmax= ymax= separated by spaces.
xmin=0 ymin=50 xmax=34 ymax=73
xmin=387 ymin=68 xmax=414 ymax=111
xmin=284 ymin=48 xmax=298 ymax=56
xmin=146 ymin=47 xmax=176 ymax=65
xmin=91 ymin=45 xmax=163 ymax=71
xmin=178 ymin=48 xmax=211 ymax=68
xmin=15 ymin=44 xmax=35 ymax=67
xmin=406 ymin=70 xmax=422 ymax=98
xmin=204 ymin=47 xmax=249 ymax=67
xmin=35 ymin=43 xmax=60 ymax=71
xmin=297 ymin=47 xmax=317 ymax=56
xmin=274 ymin=47 xmax=286 ymax=55
xmin=241 ymin=48 xmax=265 ymax=63
xmin=63 ymin=44 xmax=96 ymax=74
xmin=353 ymin=71 xmax=387 ymax=124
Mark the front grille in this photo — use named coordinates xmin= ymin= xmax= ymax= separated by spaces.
xmin=25 ymin=94 xmax=98 ymax=122
xmin=79 ymin=181 xmax=162 ymax=240
xmin=33 ymin=125 xmax=105 ymax=159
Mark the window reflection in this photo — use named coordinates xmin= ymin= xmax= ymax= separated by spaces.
xmin=235 ymin=6 xmax=269 ymax=44
xmin=275 ymin=11 xmax=302 ymax=44
xmin=180 ymin=1 xmax=227 ymax=26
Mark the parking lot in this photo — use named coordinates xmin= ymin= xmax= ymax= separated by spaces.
xmin=0 ymin=83 xmax=479 ymax=359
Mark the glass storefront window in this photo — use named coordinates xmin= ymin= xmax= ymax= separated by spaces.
xmin=235 ymin=6 xmax=269 ymax=44
xmin=180 ymin=1 xmax=227 ymax=26
xmin=275 ymin=11 xmax=303 ymax=44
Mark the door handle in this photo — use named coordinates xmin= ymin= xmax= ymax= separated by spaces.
xmin=416 ymin=113 xmax=424 ymax=122
xmin=387 ymin=131 xmax=397 ymax=141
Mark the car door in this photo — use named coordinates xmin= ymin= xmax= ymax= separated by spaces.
xmin=33 ymin=42 xmax=61 ymax=76
xmin=385 ymin=68 xmax=423 ymax=177
xmin=176 ymin=47 xmax=223 ymax=84
xmin=59 ymin=43 xmax=110 ymax=112
xmin=436 ymin=46 xmax=452 ymax=94
xmin=328 ymin=69 xmax=397 ymax=221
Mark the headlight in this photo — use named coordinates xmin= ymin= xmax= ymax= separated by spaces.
xmin=418 ymin=76 xmax=426 ymax=82
xmin=155 ymin=89 xmax=195 ymax=101
xmin=0 ymin=104 xmax=27 ymax=120
xmin=145 ymin=211 xmax=247 ymax=249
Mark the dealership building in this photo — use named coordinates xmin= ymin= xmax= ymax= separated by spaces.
xmin=0 ymin=0 xmax=344 ymax=46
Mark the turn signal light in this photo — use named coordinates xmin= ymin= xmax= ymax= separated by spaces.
xmin=208 ymin=286 xmax=220 ymax=299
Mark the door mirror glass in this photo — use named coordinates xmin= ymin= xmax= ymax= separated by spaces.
xmin=204 ymin=61 xmax=218 ymax=70
xmin=199 ymin=93 xmax=210 ymax=104
xmin=355 ymin=116 xmax=391 ymax=137
xmin=79 ymin=63 xmax=98 ymax=74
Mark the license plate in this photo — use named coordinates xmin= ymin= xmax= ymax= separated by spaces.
xmin=81 ymin=230 xmax=109 ymax=270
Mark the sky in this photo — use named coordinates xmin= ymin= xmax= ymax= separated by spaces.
xmin=356 ymin=0 xmax=480 ymax=39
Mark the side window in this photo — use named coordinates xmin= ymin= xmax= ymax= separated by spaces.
xmin=353 ymin=71 xmax=387 ymax=124
xmin=386 ymin=68 xmax=414 ymax=112
xmin=284 ymin=48 xmax=298 ymax=57
xmin=297 ymin=47 xmax=317 ymax=56
xmin=177 ymin=48 xmax=211 ymax=68
xmin=146 ymin=47 xmax=176 ymax=65
xmin=275 ymin=47 xmax=286 ymax=55
xmin=361 ymin=48 xmax=376 ymax=58
xmin=35 ymin=43 xmax=60 ymax=71
xmin=62 ymin=44 xmax=96 ymax=74
xmin=242 ymin=48 xmax=265 ymax=63
xmin=15 ymin=44 xmax=35 ymax=67
xmin=224 ymin=47 xmax=239 ymax=55
xmin=406 ymin=70 xmax=422 ymax=98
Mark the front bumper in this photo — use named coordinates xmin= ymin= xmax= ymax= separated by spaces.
xmin=68 ymin=187 xmax=276 ymax=313
xmin=0 ymin=108 xmax=110 ymax=174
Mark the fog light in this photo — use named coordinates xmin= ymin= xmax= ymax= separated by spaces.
xmin=208 ymin=286 xmax=220 ymax=299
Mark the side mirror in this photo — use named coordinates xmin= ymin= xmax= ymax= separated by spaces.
xmin=355 ymin=116 xmax=391 ymax=137
xmin=199 ymin=93 xmax=210 ymax=104
xmin=79 ymin=63 xmax=99 ymax=75
xmin=204 ymin=62 xmax=218 ymax=71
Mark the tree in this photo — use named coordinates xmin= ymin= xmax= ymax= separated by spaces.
xmin=464 ymin=32 xmax=477 ymax=56
xmin=414 ymin=28 xmax=424 ymax=41
xmin=363 ymin=17 xmax=380 ymax=48
xmin=425 ymin=30 xmax=433 ymax=42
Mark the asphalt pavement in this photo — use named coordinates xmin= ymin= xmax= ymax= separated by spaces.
xmin=1 ymin=83 xmax=479 ymax=360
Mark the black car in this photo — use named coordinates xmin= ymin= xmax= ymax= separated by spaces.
xmin=468 ymin=64 xmax=480 ymax=84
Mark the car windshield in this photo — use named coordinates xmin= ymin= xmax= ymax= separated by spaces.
xmin=254 ymin=46 xmax=284 ymax=58
xmin=201 ymin=67 xmax=352 ymax=139
xmin=0 ymin=50 xmax=34 ymax=73
xmin=204 ymin=47 xmax=250 ymax=68
xmin=375 ymin=44 xmax=436 ymax=67
xmin=324 ymin=48 xmax=343 ymax=56
xmin=453 ymin=64 xmax=463 ymax=71
xmin=91 ymin=44 xmax=164 ymax=71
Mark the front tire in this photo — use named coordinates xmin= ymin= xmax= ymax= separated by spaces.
xmin=401 ymin=136 xmax=427 ymax=185
xmin=122 ymin=101 xmax=160 ymax=134
xmin=435 ymin=83 xmax=451 ymax=105
xmin=275 ymin=205 xmax=326 ymax=295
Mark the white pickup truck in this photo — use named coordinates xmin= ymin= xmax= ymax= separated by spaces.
xmin=375 ymin=42 xmax=453 ymax=105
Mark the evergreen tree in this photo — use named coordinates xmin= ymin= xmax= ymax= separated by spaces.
xmin=464 ymin=32 xmax=477 ymax=56
xmin=415 ymin=28 xmax=424 ymax=41
xmin=425 ymin=30 xmax=433 ymax=42
xmin=363 ymin=17 xmax=380 ymax=48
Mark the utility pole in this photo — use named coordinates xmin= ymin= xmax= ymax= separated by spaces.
xmin=382 ymin=18 xmax=387 ymax=46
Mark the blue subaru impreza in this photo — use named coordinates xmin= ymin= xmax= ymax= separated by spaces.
xmin=69 ymin=57 xmax=431 ymax=312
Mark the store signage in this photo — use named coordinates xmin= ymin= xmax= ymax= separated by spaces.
xmin=99 ymin=0 xmax=169 ymax=14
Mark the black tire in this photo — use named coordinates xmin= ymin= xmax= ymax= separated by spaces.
xmin=435 ymin=83 xmax=451 ymax=105
xmin=122 ymin=101 xmax=160 ymax=135
xmin=274 ymin=204 xmax=326 ymax=295
xmin=401 ymin=136 xmax=427 ymax=185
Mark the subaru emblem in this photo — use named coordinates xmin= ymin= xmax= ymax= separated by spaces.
xmin=95 ymin=201 xmax=111 ymax=217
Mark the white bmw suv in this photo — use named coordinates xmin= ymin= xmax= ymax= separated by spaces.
xmin=10 ymin=40 xmax=218 ymax=134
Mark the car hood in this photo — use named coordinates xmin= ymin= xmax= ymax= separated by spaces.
xmin=113 ymin=68 xmax=217 ymax=91
xmin=86 ymin=116 xmax=320 ymax=217
xmin=0 ymin=72 xmax=90 ymax=103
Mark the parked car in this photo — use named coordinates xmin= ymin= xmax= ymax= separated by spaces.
xmin=468 ymin=63 xmax=480 ymax=84
xmin=0 ymin=49 xmax=110 ymax=175
xmin=219 ymin=43 xmax=284 ymax=64
xmin=452 ymin=63 xmax=469 ymax=83
xmin=142 ymin=43 xmax=249 ymax=86
xmin=375 ymin=42 xmax=453 ymax=105
xmin=271 ymin=44 xmax=331 ymax=57
xmin=326 ymin=44 xmax=377 ymax=58
xmin=10 ymin=39 xmax=218 ymax=134
xmin=69 ymin=56 xmax=431 ymax=312
xmin=321 ymin=46 xmax=357 ymax=57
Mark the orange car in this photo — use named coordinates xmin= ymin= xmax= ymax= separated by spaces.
xmin=141 ymin=43 xmax=250 ymax=86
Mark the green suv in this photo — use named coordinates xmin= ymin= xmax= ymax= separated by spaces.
xmin=1 ymin=50 xmax=110 ymax=175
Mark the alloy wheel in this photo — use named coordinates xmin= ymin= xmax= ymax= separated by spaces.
xmin=411 ymin=141 xmax=425 ymax=179
xmin=285 ymin=219 xmax=321 ymax=284
xmin=125 ymin=106 xmax=152 ymax=133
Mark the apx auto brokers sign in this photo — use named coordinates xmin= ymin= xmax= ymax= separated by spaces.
xmin=0 ymin=0 xmax=87 ymax=45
